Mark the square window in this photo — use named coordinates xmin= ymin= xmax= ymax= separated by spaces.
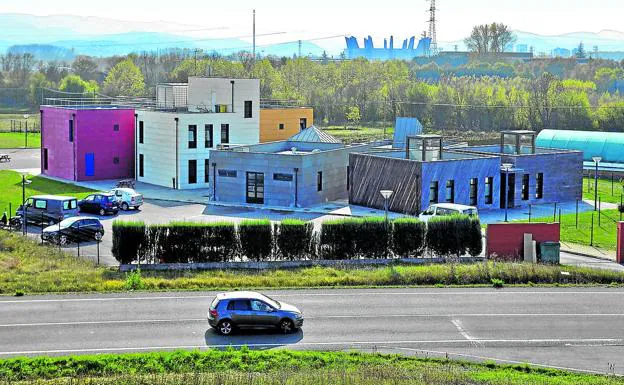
xmin=113 ymin=124 xmax=119 ymax=132
xmin=279 ymin=123 xmax=285 ymax=130
xmin=113 ymin=157 xmax=119 ymax=165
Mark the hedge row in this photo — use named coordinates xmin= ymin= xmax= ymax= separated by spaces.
xmin=112 ymin=215 xmax=482 ymax=264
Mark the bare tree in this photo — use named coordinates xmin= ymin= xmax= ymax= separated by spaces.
xmin=465 ymin=23 xmax=516 ymax=53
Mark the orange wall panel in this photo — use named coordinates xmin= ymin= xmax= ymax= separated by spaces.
xmin=259 ymin=108 xmax=313 ymax=143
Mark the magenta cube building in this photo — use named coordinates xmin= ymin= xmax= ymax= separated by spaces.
xmin=40 ymin=106 xmax=136 ymax=181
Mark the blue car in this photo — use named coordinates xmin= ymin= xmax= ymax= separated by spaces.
xmin=78 ymin=193 xmax=119 ymax=216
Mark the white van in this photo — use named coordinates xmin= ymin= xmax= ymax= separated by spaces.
xmin=418 ymin=203 xmax=479 ymax=222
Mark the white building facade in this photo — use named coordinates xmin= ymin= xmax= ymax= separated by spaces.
xmin=136 ymin=77 xmax=260 ymax=189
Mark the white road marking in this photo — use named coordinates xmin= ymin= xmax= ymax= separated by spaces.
xmin=451 ymin=319 xmax=475 ymax=341
xmin=0 ymin=338 xmax=622 ymax=356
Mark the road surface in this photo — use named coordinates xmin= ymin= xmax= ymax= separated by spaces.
xmin=0 ymin=288 xmax=623 ymax=375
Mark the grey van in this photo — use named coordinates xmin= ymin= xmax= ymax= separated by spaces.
xmin=16 ymin=195 xmax=79 ymax=226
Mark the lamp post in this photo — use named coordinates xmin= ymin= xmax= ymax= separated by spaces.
xmin=380 ymin=190 xmax=394 ymax=224
xmin=501 ymin=163 xmax=513 ymax=222
xmin=23 ymin=114 xmax=30 ymax=148
xmin=21 ymin=174 xmax=32 ymax=235
xmin=592 ymin=156 xmax=601 ymax=211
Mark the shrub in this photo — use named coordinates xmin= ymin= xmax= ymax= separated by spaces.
xmin=391 ymin=218 xmax=426 ymax=258
xmin=125 ymin=269 xmax=144 ymax=290
xmin=355 ymin=217 xmax=391 ymax=259
xmin=426 ymin=215 xmax=473 ymax=258
xmin=491 ymin=278 xmax=505 ymax=288
xmin=238 ymin=219 xmax=273 ymax=261
xmin=203 ymin=222 xmax=238 ymax=262
xmin=274 ymin=219 xmax=315 ymax=260
xmin=112 ymin=221 xmax=146 ymax=264
xmin=466 ymin=217 xmax=484 ymax=257
xmin=160 ymin=222 xmax=202 ymax=263
xmin=319 ymin=218 xmax=359 ymax=260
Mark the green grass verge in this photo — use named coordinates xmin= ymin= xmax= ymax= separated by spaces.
xmin=0 ymin=349 xmax=621 ymax=384
xmin=582 ymin=176 xmax=624 ymax=205
xmin=515 ymin=209 xmax=621 ymax=250
xmin=0 ymin=170 xmax=95 ymax=215
xmin=0 ymin=132 xmax=41 ymax=148
xmin=320 ymin=125 xmax=394 ymax=144
xmin=1 ymin=231 xmax=623 ymax=295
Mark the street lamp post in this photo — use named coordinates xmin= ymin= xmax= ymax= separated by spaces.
xmin=379 ymin=190 xmax=394 ymax=224
xmin=23 ymin=114 xmax=30 ymax=148
xmin=21 ymin=174 xmax=32 ymax=235
xmin=592 ymin=156 xmax=602 ymax=211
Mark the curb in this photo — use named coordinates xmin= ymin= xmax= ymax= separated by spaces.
xmin=560 ymin=248 xmax=619 ymax=263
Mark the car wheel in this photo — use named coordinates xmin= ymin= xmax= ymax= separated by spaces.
xmin=217 ymin=320 xmax=234 ymax=335
xmin=279 ymin=319 xmax=295 ymax=334
xmin=99 ymin=208 xmax=106 ymax=216
xmin=94 ymin=231 xmax=103 ymax=241
xmin=121 ymin=203 xmax=129 ymax=211
xmin=58 ymin=235 xmax=68 ymax=245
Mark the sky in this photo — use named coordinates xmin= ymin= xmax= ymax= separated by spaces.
xmin=3 ymin=0 xmax=623 ymax=46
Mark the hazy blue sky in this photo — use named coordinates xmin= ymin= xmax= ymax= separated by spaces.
xmin=4 ymin=0 xmax=623 ymax=43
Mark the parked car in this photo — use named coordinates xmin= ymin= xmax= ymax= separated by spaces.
xmin=418 ymin=203 xmax=479 ymax=222
xmin=78 ymin=193 xmax=119 ymax=216
xmin=41 ymin=216 xmax=104 ymax=245
xmin=15 ymin=195 xmax=79 ymax=226
xmin=208 ymin=291 xmax=304 ymax=335
xmin=109 ymin=188 xmax=143 ymax=211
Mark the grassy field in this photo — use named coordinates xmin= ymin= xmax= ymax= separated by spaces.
xmin=0 ymin=113 xmax=40 ymax=131
xmin=0 ymin=132 xmax=41 ymax=148
xmin=320 ymin=125 xmax=394 ymax=143
xmin=582 ymin=175 xmax=624 ymax=205
xmin=0 ymin=170 xmax=95 ymax=215
xmin=0 ymin=349 xmax=621 ymax=384
xmin=1 ymin=230 xmax=623 ymax=295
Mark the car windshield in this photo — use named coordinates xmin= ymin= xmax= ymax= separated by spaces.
xmin=259 ymin=294 xmax=281 ymax=309
xmin=57 ymin=218 xmax=78 ymax=229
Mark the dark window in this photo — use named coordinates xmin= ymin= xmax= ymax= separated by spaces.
xmin=227 ymin=300 xmax=251 ymax=311
xmin=536 ymin=173 xmax=544 ymax=199
xmin=68 ymin=119 xmax=74 ymax=142
xmin=218 ymin=169 xmax=237 ymax=178
xmin=221 ymin=124 xmax=229 ymax=144
xmin=244 ymin=100 xmax=252 ymax=118
xmin=279 ymin=123 xmax=285 ymax=130
xmin=445 ymin=180 xmax=455 ymax=203
xmin=522 ymin=174 xmax=530 ymax=200
xmin=113 ymin=124 xmax=119 ymax=132
xmin=34 ymin=199 xmax=47 ymax=209
xmin=139 ymin=121 xmax=144 ymax=144
xmin=205 ymin=159 xmax=210 ymax=183
xmin=188 ymin=125 xmax=197 ymax=148
xmin=113 ymin=157 xmax=119 ymax=165
xmin=188 ymin=160 xmax=197 ymax=184
xmin=485 ymin=177 xmax=493 ymax=204
xmin=300 ymin=118 xmax=307 ymax=130
xmin=347 ymin=166 xmax=350 ymax=191
xmin=246 ymin=172 xmax=264 ymax=204
xmin=43 ymin=148 xmax=48 ymax=170
xmin=470 ymin=178 xmax=478 ymax=206
xmin=429 ymin=181 xmax=438 ymax=203
xmin=317 ymin=171 xmax=323 ymax=192
xmin=139 ymin=154 xmax=144 ymax=177
xmin=205 ymin=124 xmax=213 ymax=148
xmin=273 ymin=173 xmax=293 ymax=182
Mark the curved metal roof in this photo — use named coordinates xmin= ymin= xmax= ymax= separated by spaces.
xmin=289 ymin=125 xmax=341 ymax=143
xmin=536 ymin=129 xmax=624 ymax=164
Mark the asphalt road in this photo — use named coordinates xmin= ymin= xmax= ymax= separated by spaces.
xmin=0 ymin=288 xmax=623 ymax=375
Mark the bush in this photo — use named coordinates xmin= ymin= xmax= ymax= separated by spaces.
xmin=391 ymin=218 xmax=426 ymax=258
xmin=238 ymin=219 xmax=273 ymax=261
xmin=203 ymin=222 xmax=238 ymax=262
xmin=426 ymin=215 xmax=473 ymax=258
xmin=466 ymin=217 xmax=484 ymax=257
xmin=112 ymin=221 xmax=146 ymax=264
xmin=274 ymin=219 xmax=315 ymax=260
xmin=491 ymin=278 xmax=505 ymax=288
xmin=320 ymin=217 xmax=391 ymax=259
xmin=319 ymin=218 xmax=359 ymax=259
xmin=355 ymin=217 xmax=391 ymax=259
xmin=125 ymin=269 xmax=144 ymax=290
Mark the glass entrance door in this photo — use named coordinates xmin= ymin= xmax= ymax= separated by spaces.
xmin=246 ymin=172 xmax=264 ymax=204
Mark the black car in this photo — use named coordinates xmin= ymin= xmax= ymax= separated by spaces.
xmin=79 ymin=193 xmax=119 ymax=216
xmin=42 ymin=216 xmax=104 ymax=245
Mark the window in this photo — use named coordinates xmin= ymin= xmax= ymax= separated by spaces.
xmin=244 ymin=100 xmax=252 ymax=118
xmin=445 ymin=180 xmax=455 ymax=203
xmin=218 ymin=169 xmax=237 ymax=177
xmin=470 ymin=178 xmax=478 ymax=206
xmin=251 ymin=300 xmax=272 ymax=312
xmin=485 ymin=177 xmax=493 ymax=204
xmin=279 ymin=123 xmax=285 ymax=130
xmin=188 ymin=159 xmax=197 ymax=184
xmin=227 ymin=300 xmax=251 ymax=311
xmin=300 ymin=118 xmax=307 ymax=130
xmin=113 ymin=124 xmax=119 ymax=132
xmin=317 ymin=171 xmax=323 ymax=192
xmin=188 ymin=125 xmax=197 ymax=148
xmin=536 ymin=173 xmax=544 ymax=199
xmin=43 ymin=148 xmax=48 ymax=170
xmin=138 ymin=121 xmax=144 ymax=144
xmin=34 ymin=199 xmax=47 ymax=209
xmin=522 ymin=174 xmax=530 ymax=200
xmin=429 ymin=181 xmax=438 ymax=203
xmin=205 ymin=124 xmax=213 ymax=148
xmin=113 ymin=157 xmax=119 ymax=165
xmin=63 ymin=200 xmax=77 ymax=210
xmin=205 ymin=159 xmax=210 ymax=183
xmin=221 ymin=124 xmax=229 ymax=144
xmin=273 ymin=173 xmax=293 ymax=182
xmin=139 ymin=154 xmax=144 ymax=177
xmin=68 ymin=119 xmax=74 ymax=142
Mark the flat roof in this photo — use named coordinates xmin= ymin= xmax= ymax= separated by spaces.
xmin=501 ymin=130 xmax=536 ymax=135
xmin=42 ymin=105 xmax=133 ymax=111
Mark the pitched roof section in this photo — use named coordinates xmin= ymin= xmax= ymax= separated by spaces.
xmin=393 ymin=117 xmax=424 ymax=148
xmin=289 ymin=125 xmax=342 ymax=143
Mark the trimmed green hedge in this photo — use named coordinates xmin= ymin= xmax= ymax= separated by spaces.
xmin=392 ymin=217 xmax=426 ymax=258
xmin=238 ymin=219 xmax=272 ymax=262
xmin=275 ymin=219 xmax=315 ymax=260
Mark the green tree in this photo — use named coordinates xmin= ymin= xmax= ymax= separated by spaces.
xmin=28 ymin=72 xmax=54 ymax=105
xmin=59 ymin=74 xmax=99 ymax=95
xmin=465 ymin=23 xmax=516 ymax=53
xmin=103 ymin=59 xmax=146 ymax=97
xmin=345 ymin=106 xmax=361 ymax=129
xmin=576 ymin=42 xmax=586 ymax=59
xmin=71 ymin=56 xmax=99 ymax=81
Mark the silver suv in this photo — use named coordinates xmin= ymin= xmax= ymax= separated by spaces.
xmin=208 ymin=291 xmax=303 ymax=335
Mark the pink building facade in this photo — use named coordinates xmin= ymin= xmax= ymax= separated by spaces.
xmin=41 ymin=106 xmax=136 ymax=181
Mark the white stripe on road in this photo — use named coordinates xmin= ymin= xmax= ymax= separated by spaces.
xmin=0 ymin=338 xmax=622 ymax=356
xmin=451 ymin=319 xmax=476 ymax=341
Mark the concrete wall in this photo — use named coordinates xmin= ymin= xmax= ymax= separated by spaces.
xmin=259 ymin=108 xmax=313 ymax=142
xmin=486 ymin=223 xmax=560 ymax=260
xmin=187 ymin=77 xmax=260 ymax=117
xmin=41 ymin=106 xmax=134 ymax=181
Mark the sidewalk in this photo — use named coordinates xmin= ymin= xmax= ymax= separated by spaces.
xmin=560 ymin=241 xmax=617 ymax=262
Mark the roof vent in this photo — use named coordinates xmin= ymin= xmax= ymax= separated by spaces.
xmin=312 ymin=149 xmax=321 ymax=153
xmin=291 ymin=147 xmax=297 ymax=154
